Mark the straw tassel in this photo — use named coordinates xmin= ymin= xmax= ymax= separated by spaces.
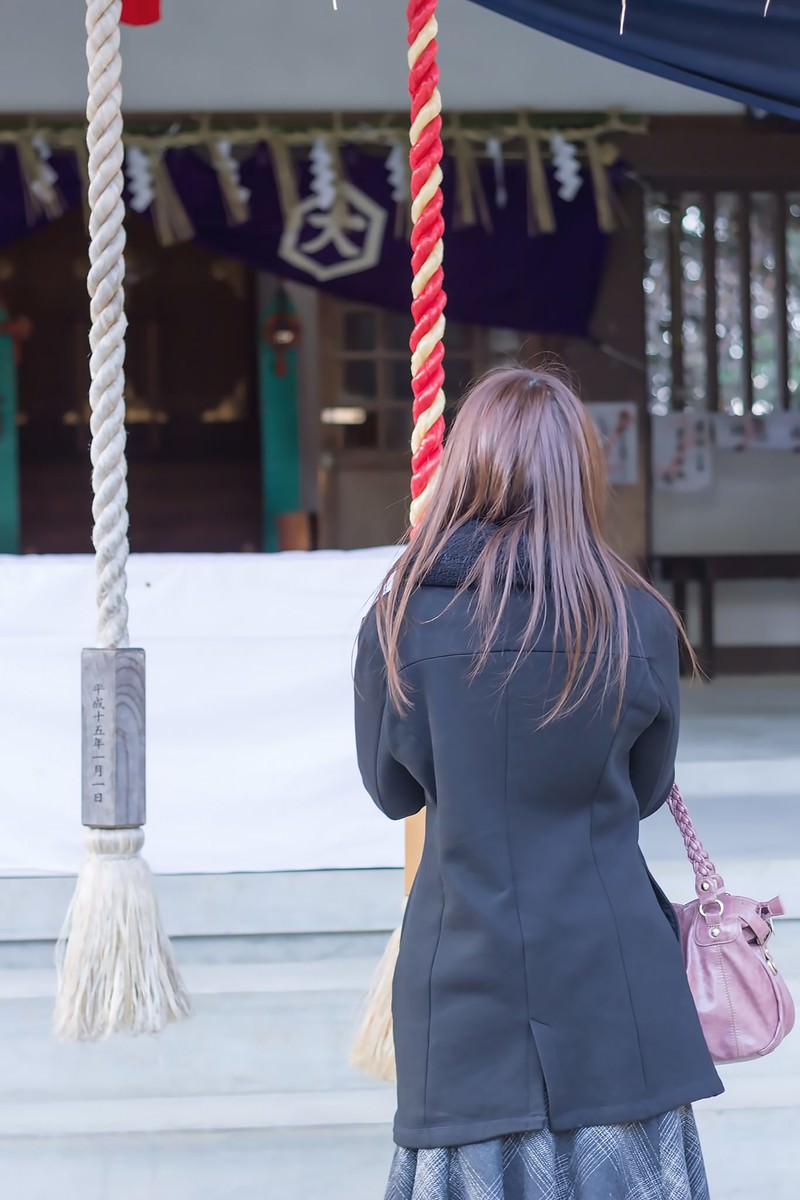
xmin=150 ymin=151 xmax=195 ymax=246
xmin=208 ymin=138 xmax=251 ymax=227
xmin=450 ymin=125 xmax=491 ymax=232
xmin=350 ymin=913 xmax=404 ymax=1081
xmin=520 ymin=119 xmax=556 ymax=236
xmin=263 ymin=125 xmax=300 ymax=222
xmin=585 ymin=135 xmax=616 ymax=234
xmin=55 ymin=829 xmax=190 ymax=1039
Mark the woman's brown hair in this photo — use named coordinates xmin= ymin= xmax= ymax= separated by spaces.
xmin=375 ymin=366 xmax=691 ymax=721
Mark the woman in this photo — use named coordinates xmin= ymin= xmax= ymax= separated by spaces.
xmin=354 ymin=368 xmax=723 ymax=1200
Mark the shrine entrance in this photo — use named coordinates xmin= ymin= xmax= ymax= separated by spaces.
xmin=2 ymin=209 xmax=261 ymax=553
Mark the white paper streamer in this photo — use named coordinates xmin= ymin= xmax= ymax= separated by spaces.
xmin=385 ymin=141 xmax=409 ymax=203
xmin=309 ymin=136 xmax=336 ymax=211
xmin=486 ymin=137 xmax=508 ymax=209
xmin=213 ymin=138 xmax=251 ymax=205
xmin=550 ymin=134 xmax=583 ymax=202
xmin=126 ymin=145 xmax=155 ymax=213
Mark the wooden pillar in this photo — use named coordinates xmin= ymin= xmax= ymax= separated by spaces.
xmin=405 ymin=810 xmax=426 ymax=896
xmin=0 ymin=306 xmax=20 ymax=554
xmin=259 ymin=288 xmax=302 ymax=553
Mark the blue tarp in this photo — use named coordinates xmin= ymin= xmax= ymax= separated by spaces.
xmin=469 ymin=1 xmax=800 ymax=121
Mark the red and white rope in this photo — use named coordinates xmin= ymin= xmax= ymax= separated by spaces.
xmin=407 ymin=0 xmax=447 ymax=528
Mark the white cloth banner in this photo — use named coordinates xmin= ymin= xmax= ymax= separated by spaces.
xmin=0 ymin=550 xmax=401 ymax=876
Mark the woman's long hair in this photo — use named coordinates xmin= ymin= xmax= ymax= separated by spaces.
xmin=376 ymin=366 xmax=691 ymax=721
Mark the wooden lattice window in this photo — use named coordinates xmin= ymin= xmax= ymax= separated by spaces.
xmin=645 ymin=191 xmax=800 ymax=413
xmin=320 ymin=299 xmax=484 ymax=456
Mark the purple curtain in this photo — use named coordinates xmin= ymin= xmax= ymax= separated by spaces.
xmin=0 ymin=141 xmax=614 ymax=336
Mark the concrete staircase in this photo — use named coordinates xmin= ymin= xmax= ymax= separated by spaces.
xmin=1 ymin=869 xmax=798 ymax=1199
xmin=0 ymin=870 xmax=399 ymax=1200
xmin=1 ymin=676 xmax=798 ymax=1199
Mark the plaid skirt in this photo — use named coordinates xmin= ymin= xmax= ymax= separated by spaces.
xmin=384 ymin=1106 xmax=710 ymax=1200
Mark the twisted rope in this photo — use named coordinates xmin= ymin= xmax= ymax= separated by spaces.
xmin=667 ymin=784 xmax=724 ymax=896
xmin=408 ymin=0 xmax=447 ymax=528
xmin=86 ymin=0 xmax=130 ymax=649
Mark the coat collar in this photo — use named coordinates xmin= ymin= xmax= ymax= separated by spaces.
xmin=422 ymin=520 xmax=535 ymax=589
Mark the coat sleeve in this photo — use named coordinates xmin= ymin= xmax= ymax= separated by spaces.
xmin=354 ymin=606 xmax=426 ymax=822
xmin=629 ymin=608 xmax=681 ymax=821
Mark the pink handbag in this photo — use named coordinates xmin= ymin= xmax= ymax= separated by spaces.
xmin=668 ymin=784 xmax=795 ymax=1065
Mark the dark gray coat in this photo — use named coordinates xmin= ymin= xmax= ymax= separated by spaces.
xmin=354 ymin=528 xmax=723 ymax=1149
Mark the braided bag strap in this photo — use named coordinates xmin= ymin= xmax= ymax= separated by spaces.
xmin=667 ymin=783 xmax=725 ymax=898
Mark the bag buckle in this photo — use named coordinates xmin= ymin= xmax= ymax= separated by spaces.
xmin=763 ymin=945 xmax=779 ymax=976
xmin=699 ymin=897 xmax=725 ymax=921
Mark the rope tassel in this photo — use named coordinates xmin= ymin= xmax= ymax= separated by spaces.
xmin=55 ymin=829 xmax=191 ymax=1039
xmin=54 ymin=0 xmax=190 ymax=1042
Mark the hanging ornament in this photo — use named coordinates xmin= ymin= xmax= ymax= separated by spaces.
xmin=308 ymin=136 xmax=336 ymax=211
xmin=125 ymin=145 xmax=155 ymax=213
xmin=209 ymin=139 xmax=251 ymax=226
xmin=450 ymin=125 xmax=491 ymax=232
xmin=262 ymin=284 xmax=302 ymax=378
xmin=485 ymin=137 xmax=508 ymax=210
xmin=30 ymin=135 xmax=60 ymax=211
xmin=385 ymin=141 xmax=408 ymax=204
xmin=550 ymin=134 xmax=583 ymax=202
xmin=519 ymin=118 xmax=556 ymax=235
xmin=385 ymin=141 xmax=410 ymax=237
xmin=31 ymin=135 xmax=59 ymax=192
xmin=16 ymin=135 xmax=62 ymax=222
xmin=150 ymin=152 xmax=195 ymax=246
xmin=584 ymin=136 xmax=616 ymax=233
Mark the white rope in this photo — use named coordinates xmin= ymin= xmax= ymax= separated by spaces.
xmin=87 ymin=0 xmax=130 ymax=650
xmin=54 ymin=0 xmax=191 ymax=1043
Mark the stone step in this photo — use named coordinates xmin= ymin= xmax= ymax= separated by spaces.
xmin=0 ymin=868 xmax=404 ymax=970
xmin=0 ymin=1125 xmax=396 ymax=1200
xmin=0 ymin=952 xmax=797 ymax=1105
xmin=0 ymin=1069 xmax=797 ymax=1141
xmin=0 ymin=1104 xmax=795 ymax=1200
xmin=0 ymin=1089 xmax=394 ymax=1137
xmin=1 ymin=835 xmax=797 ymax=958
xmin=0 ymin=958 xmax=382 ymax=1102
xmin=0 ymin=869 xmax=404 ymax=942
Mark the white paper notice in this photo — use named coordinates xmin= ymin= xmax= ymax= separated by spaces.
xmin=652 ymin=413 xmax=713 ymax=492
xmin=714 ymin=411 xmax=800 ymax=452
xmin=588 ymin=402 xmax=639 ymax=486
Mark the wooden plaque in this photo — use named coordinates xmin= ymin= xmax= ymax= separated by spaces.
xmin=81 ymin=648 xmax=146 ymax=828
